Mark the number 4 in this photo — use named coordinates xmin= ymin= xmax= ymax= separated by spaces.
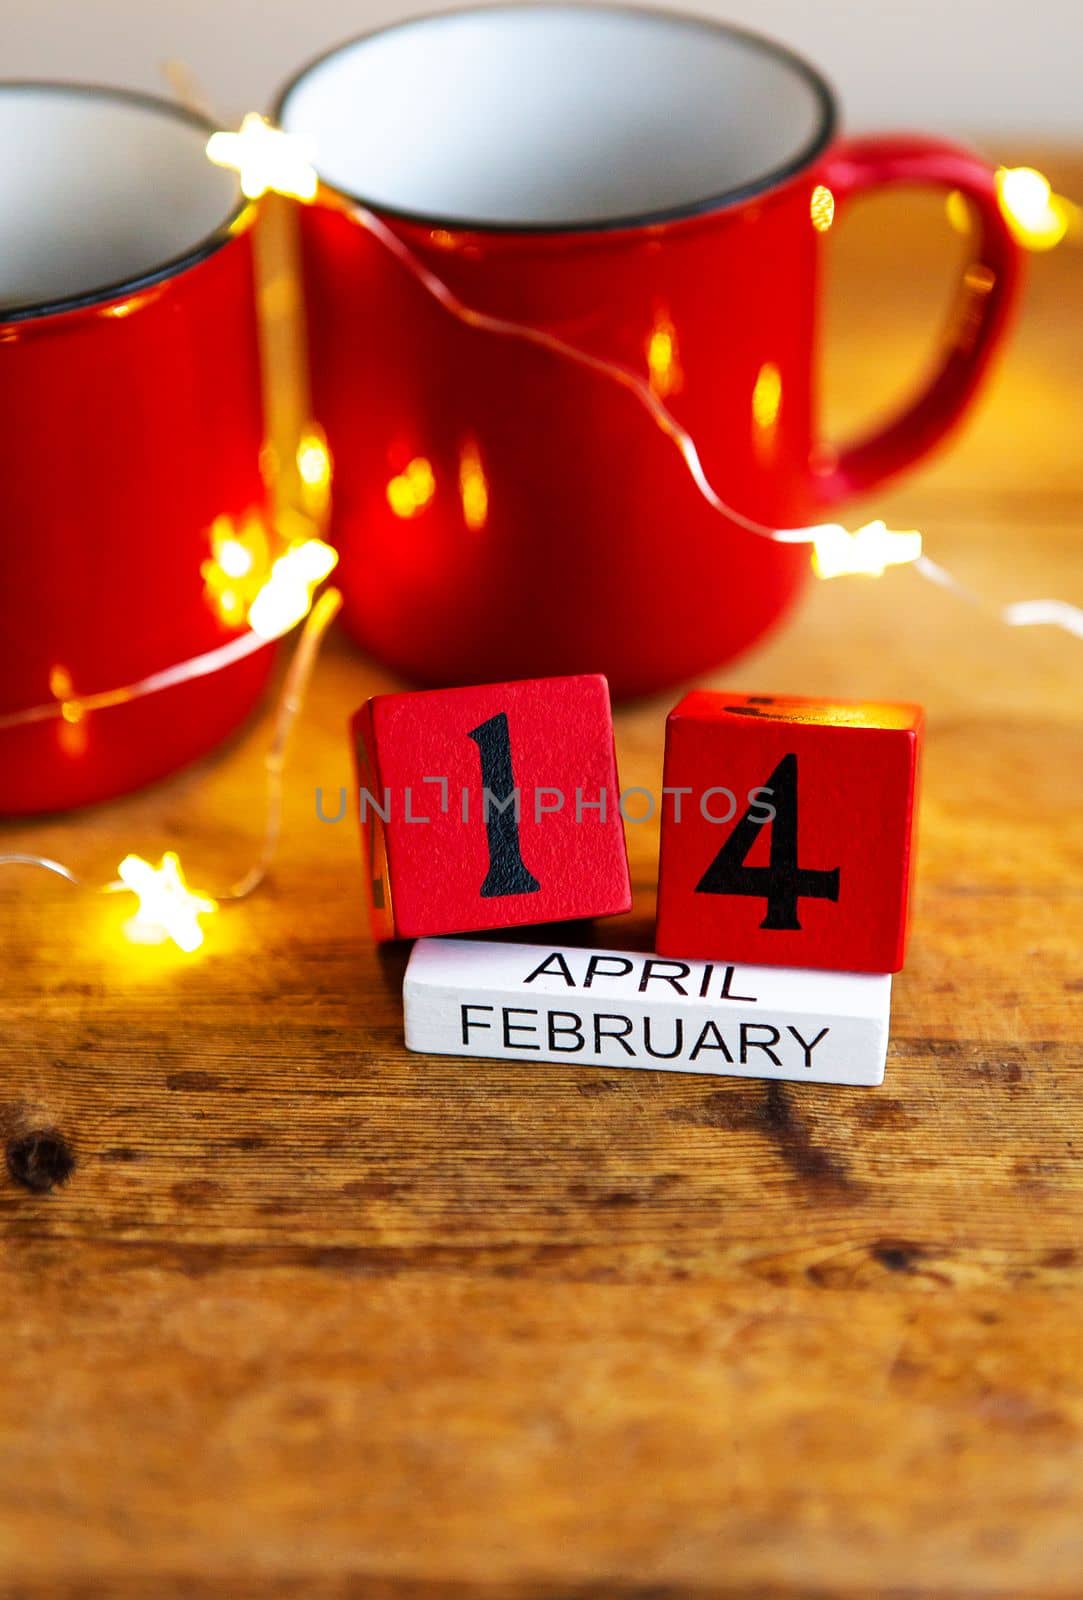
xmin=695 ymin=753 xmax=840 ymax=930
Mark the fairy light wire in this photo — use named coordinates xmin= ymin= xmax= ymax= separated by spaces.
xmin=2 ymin=124 xmax=1077 ymax=745
xmin=189 ymin=116 xmax=1080 ymax=600
xmin=341 ymin=195 xmax=1081 ymax=638
xmin=0 ymin=627 xmax=273 ymax=732
xmin=223 ymin=584 xmax=342 ymax=901
xmin=3 ymin=124 xmax=1080 ymax=951
xmin=349 ymin=199 xmax=778 ymax=541
xmin=0 ymin=854 xmax=84 ymax=886
xmin=0 ymin=586 xmax=343 ymax=938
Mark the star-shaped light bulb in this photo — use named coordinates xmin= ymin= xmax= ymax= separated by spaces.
xmin=202 ymin=511 xmax=272 ymax=627
xmin=206 ymin=113 xmax=318 ymax=202
xmin=117 ymin=852 xmax=217 ymax=953
xmin=995 ymin=167 xmax=1071 ymax=251
xmin=776 ymin=520 xmax=923 ymax=580
xmin=246 ymin=538 xmax=338 ymax=640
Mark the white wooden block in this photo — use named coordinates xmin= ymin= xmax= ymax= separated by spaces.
xmin=404 ymin=939 xmax=891 ymax=1086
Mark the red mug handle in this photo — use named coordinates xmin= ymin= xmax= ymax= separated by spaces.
xmin=812 ymin=134 xmax=1023 ymax=505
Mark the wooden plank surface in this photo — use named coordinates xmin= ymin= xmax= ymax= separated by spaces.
xmin=1 ymin=148 xmax=1081 ymax=1598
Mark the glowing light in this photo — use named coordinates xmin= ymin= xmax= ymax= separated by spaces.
xmin=48 ymin=665 xmax=88 ymax=755
xmin=203 ymin=508 xmax=336 ymax=639
xmin=459 ymin=442 xmax=489 ymax=531
xmin=996 ymin=167 xmax=1070 ymax=251
xmin=387 ymin=478 xmax=417 ymax=518
xmin=648 ymin=329 xmax=672 ymax=371
xmin=810 ymin=185 xmax=835 ymax=232
xmin=785 ymin=519 xmax=923 ymax=580
xmin=296 ymin=426 xmax=332 ymax=519
xmin=202 ymin=512 xmax=271 ymax=626
xmin=116 ymin=852 xmax=217 ymax=953
xmin=48 ymin=665 xmax=84 ymax=724
xmin=206 ymin=114 xmax=318 ymax=202
xmin=217 ymin=539 xmax=254 ymax=579
xmin=646 ymin=314 xmax=682 ymax=397
xmin=386 ymin=456 xmax=436 ymax=519
xmin=58 ymin=719 xmax=88 ymax=758
xmin=247 ymin=538 xmax=338 ymax=641
xmin=406 ymin=457 xmax=435 ymax=502
xmin=752 ymin=362 xmax=783 ymax=430
xmin=297 ymin=430 xmax=331 ymax=491
xmin=945 ymin=190 xmax=971 ymax=235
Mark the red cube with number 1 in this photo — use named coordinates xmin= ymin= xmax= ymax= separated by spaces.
xmin=351 ymin=675 xmax=632 ymax=941
xmin=656 ymin=691 xmax=923 ymax=974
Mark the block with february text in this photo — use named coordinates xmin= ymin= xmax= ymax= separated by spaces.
xmin=404 ymin=939 xmax=892 ymax=1086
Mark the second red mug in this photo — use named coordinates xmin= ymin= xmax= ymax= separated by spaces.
xmin=0 ymin=83 xmax=272 ymax=814
xmin=276 ymin=2 xmax=1021 ymax=699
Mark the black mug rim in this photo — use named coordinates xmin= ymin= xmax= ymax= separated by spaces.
xmin=0 ymin=81 xmax=250 ymax=326
xmin=273 ymin=1 xmax=839 ymax=236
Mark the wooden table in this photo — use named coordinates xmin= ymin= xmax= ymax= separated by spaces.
xmin=2 ymin=150 xmax=1080 ymax=1598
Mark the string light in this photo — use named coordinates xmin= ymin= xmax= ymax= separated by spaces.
xmin=15 ymin=129 xmax=1074 ymax=726
xmin=0 ymin=586 xmax=343 ymax=952
xmin=996 ymin=166 xmax=1073 ymax=251
xmin=2 ymin=126 xmax=1081 ymax=870
xmin=0 ymin=519 xmax=337 ymax=736
xmin=0 ymin=628 xmax=272 ymax=732
xmin=217 ymin=539 xmax=254 ymax=579
xmin=247 ymin=536 xmax=338 ymax=640
xmin=778 ymin=520 xmax=924 ymax=581
xmin=1 ymin=123 xmax=1077 ymax=761
xmin=113 ymin=852 xmax=217 ymax=952
xmin=206 ymin=113 xmax=318 ymax=201
xmin=196 ymin=112 xmax=1080 ymax=634
xmin=201 ymin=510 xmax=272 ymax=625
xmin=328 ymin=192 xmax=1081 ymax=639
xmin=3 ymin=122 xmax=1081 ymax=962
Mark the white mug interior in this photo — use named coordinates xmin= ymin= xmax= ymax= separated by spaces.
xmin=277 ymin=4 xmax=833 ymax=230
xmin=0 ymin=84 xmax=243 ymax=316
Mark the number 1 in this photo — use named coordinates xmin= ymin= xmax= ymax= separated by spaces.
xmin=468 ymin=712 xmax=541 ymax=899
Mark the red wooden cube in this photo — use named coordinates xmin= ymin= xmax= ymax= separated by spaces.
xmin=351 ymin=675 xmax=631 ymax=941
xmin=656 ymin=691 xmax=922 ymax=974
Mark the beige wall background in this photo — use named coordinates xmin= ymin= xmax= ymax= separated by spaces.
xmin=5 ymin=0 xmax=1080 ymax=139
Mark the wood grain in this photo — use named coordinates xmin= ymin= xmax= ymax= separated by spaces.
xmin=1 ymin=147 xmax=1081 ymax=1599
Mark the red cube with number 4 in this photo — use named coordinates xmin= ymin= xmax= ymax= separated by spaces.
xmin=656 ymin=691 xmax=923 ymax=974
xmin=351 ymin=675 xmax=631 ymax=941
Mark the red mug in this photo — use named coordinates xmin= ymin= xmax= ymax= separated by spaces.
xmin=277 ymin=3 xmax=1020 ymax=699
xmin=0 ymin=83 xmax=273 ymax=815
